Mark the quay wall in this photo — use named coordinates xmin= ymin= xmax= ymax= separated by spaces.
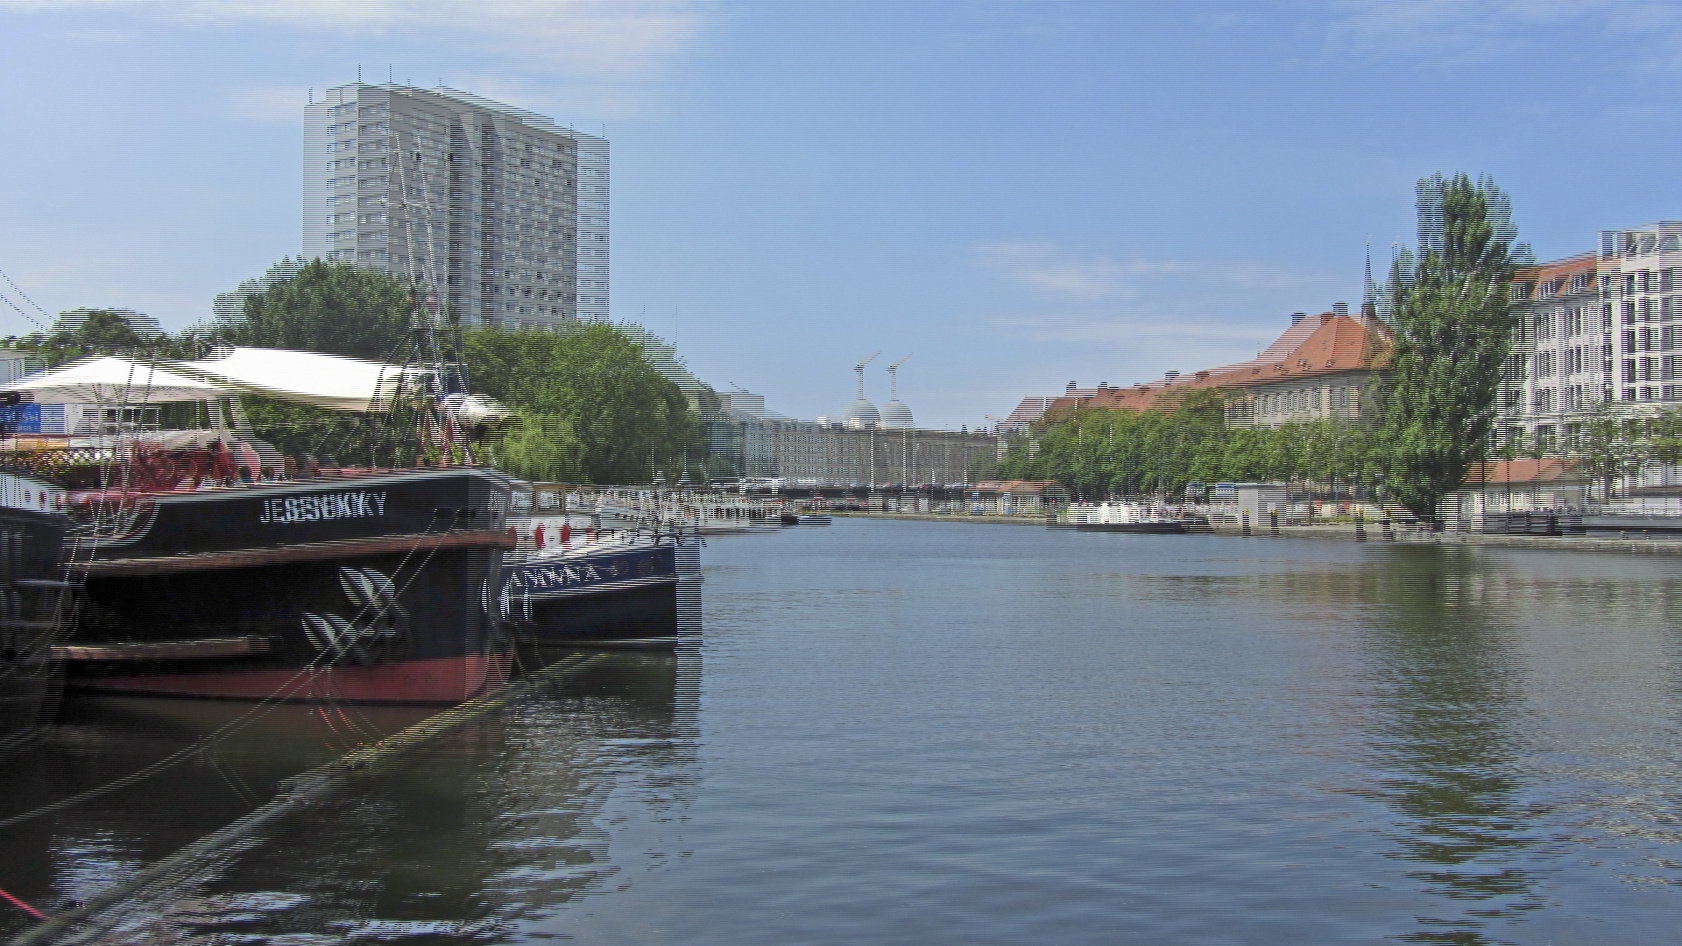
xmin=833 ymin=511 xmax=1682 ymax=555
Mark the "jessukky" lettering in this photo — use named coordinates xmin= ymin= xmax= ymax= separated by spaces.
xmin=260 ymin=491 xmax=388 ymax=524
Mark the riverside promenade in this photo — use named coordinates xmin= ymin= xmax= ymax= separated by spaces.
xmin=834 ymin=511 xmax=1682 ymax=555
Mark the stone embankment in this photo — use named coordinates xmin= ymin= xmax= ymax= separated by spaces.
xmin=834 ymin=511 xmax=1682 ymax=554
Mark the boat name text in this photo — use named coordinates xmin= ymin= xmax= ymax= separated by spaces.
xmin=261 ymin=491 xmax=388 ymax=524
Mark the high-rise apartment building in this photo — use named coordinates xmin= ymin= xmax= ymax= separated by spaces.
xmin=303 ymin=83 xmax=608 ymax=328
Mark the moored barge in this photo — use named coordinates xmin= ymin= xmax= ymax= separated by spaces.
xmin=500 ymin=485 xmax=700 ymax=654
xmin=4 ymin=348 xmax=517 ymax=704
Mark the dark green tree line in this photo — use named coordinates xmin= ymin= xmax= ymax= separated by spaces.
xmin=25 ymin=261 xmax=707 ymax=484
xmin=995 ymin=390 xmax=1388 ymax=501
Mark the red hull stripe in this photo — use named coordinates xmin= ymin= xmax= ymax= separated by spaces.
xmin=70 ymin=655 xmax=512 ymax=704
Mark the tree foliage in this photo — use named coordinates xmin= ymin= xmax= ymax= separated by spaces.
xmin=994 ymin=389 xmax=1386 ymax=501
xmin=462 ymin=322 xmax=704 ymax=484
xmin=495 ymin=411 xmax=588 ymax=483
xmin=220 ymin=259 xmax=414 ymax=361
xmin=1379 ymin=174 xmax=1524 ymax=519
xmin=6 ymin=309 xmax=206 ymax=367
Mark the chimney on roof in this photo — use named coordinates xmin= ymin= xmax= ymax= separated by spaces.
xmin=1165 ymin=371 xmax=1180 ymax=381
xmin=1066 ymin=381 xmax=1076 ymax=393
xmin=1333 ymin=301 xmax=1349 ymax=317
xmin=1291 ymin=312 xmax=1306 ymax=322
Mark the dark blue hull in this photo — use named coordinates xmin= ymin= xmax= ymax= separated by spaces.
xmin=0 ymin=504 xmax=72 ymax=755
xmin=498 ymin=539 xmax=700 ymax=652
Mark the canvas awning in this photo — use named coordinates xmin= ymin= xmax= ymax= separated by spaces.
xmin=174 ymin=348 xmax=410 ymax=412
xmin=0 ymin=356 xmax=226 ymax=403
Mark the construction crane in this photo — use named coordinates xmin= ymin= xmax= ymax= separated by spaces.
xmin=887 ymin=353 xmax=913 ymax=399
xmin=854 ymin=351 xmax=881 ymax=399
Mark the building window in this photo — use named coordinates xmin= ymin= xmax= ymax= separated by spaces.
xmin=360 ymin=104 xmax=389 ymax=117
xmin=331 ymin=103 xmax=356 ymax=117
xmin=1624 ymin=359 xmax=1637 ymax=383
xmin=359 ymin=158 xmax=388 ymax=170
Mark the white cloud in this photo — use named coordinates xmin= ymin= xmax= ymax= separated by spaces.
xmin=975 ymin=242 xmax=1334 ymax=300
xmin=1321 ymin=0 xmax=1682 ymax=67
xmin=6 ymin=1 xmax=720 ymax=83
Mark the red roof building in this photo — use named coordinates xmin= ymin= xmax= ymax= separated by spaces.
xmin=1037 ymin=306 xmax=1392 ymax=428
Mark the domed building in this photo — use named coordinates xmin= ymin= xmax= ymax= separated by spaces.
xmin=879 ymin=398 xmax=913 ymax=429
xmin=844 ymin=397 xmax=880 ymax=429
xmin=880 ymin=358 xmax=914 ymax=429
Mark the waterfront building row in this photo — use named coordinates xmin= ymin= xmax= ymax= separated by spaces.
xmin=702 ymin=400 xmax=998 ymax=487
xmin=1020 ymin=304 xmax=1391 ymax=430
xmin=1006 ymin=217 xmax=1682 ymax=460
xmin=1501 ymin=222 xmax=1682 ymax=451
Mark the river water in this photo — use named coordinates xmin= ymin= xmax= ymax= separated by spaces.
xmin=4 ymin=519 xmax=1682 ymax=944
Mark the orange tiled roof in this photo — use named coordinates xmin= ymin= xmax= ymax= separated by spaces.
xmin=972 ymin=480 xmax=1061 ymax=493
xmin=1041 ymin=311 xmax=1391 ymax=419
xmin=1462 ymin=457 xmax=1586 ymax=486
xmin=1510 ymin=254 xmax=1597 ymax=301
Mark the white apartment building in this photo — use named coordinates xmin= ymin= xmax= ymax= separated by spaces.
xmin=303 ymin=83 xmax=608 ymax=328
xmin=1502 ymin=222 xmax=1682 ymax=450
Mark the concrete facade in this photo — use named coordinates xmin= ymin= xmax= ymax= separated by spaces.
xmin=1501 ymin=222 xmax=1682 ymax=451
xmin=303 ymin=83 xmax=607 ymax=328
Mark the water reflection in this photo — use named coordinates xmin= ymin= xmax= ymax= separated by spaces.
xmin=1356 ymin=547 xmax=1540 ymax=945
xmin=0 ymin=653 xmax=694 ymax=944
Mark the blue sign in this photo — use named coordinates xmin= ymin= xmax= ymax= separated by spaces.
xmin=0 ymin=404 xmax=42 ymax=434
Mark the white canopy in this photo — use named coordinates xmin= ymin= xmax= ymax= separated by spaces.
xmin=175 ymin=348 xmax=409 ymax=412
xmin=0 ymin=356 xmax=226 ymax=403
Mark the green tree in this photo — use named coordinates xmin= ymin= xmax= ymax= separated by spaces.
xmin=1574 ymin=400 xmax=1643 ymax=501
xmin=1380 ymin=174 xmax=1524 ymax=520
xmin=463 ymin=322 xmax=704 ymax=484
xmin=6 ymin=309 xmax=207 ymax=367
xmin=494 ymin=411 xmax=588 ymax=482
xmin=221 ymin=259 xmax=414 ymax=361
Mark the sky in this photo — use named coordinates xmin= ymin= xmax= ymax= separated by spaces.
xmin=1 ymin=0 xmax=1680 ymax=430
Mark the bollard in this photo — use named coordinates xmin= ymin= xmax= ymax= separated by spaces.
xmin=1241 ymin=511 xmax=1251 ymax=536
